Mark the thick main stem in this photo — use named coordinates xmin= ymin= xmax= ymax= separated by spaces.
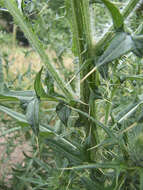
xmin=70 ymin=0 xmax=98 ymax=162
xmin=70 ymin=0 xmax=92 ymax=102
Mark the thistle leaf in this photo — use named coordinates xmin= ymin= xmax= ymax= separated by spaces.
xmin=34 ymin=67 xmax=47 ymax=98
xmin=101 ymin=0 xmax=124 ymax=31
xmin=56 ymin=102 xmax=71 ymax=126
xmin=26 ymin=97 xmax=40 ymax=135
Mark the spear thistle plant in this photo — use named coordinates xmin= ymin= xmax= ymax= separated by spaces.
xmin=0 ymin=0 xmax=143 ymax=189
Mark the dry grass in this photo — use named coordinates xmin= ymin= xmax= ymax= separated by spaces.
xmin=1 ymin=45 xmax=73 ymax=88
xmin=1 ymin=44 xmax=73 ymax=72
xmin=9 ymin=48 xmax=42 ymax=73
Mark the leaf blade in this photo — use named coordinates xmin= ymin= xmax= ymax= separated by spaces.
xmin=101 ymin=0 xmax=124 ymax=31
xmin=97 ymin=32 xmax=134 ymax=67
xmin=81 ymin=32 xmax=135 ymax=82
xmin=34 ymin=66 xmax=47 ymax=98
xmin=0 ymin=105 xmax=28 ymax=125
xmin=62 ymin=162 xmax=121 ymax=170
xmin=56 ymin=102 xmax=71 ymax=126
xmin=132 ymin=35 xmax=143 ymax=57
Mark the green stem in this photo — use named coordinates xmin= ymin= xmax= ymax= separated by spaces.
xmin=70 ymin=0 xmax=98 ymax=161
xmin=4 ymin=0 xmax=75 ymax=102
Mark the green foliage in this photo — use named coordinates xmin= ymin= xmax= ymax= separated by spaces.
xmin=34 ymin=66 xmax=47 ymax=98
xmin=101 ymin=0 xmax=124 ymax=31
xmin=22 ymin=0 xmax=71 ymax=53
xmin=26 ymin=97 xmax=40 ymax=136
xmin=97 ymin=32 xmax=134 ymax=68
xmin=56 ymin=102 xmax=71 ymax=126
xmin=1 ymin=0 xmax=143 ymax=189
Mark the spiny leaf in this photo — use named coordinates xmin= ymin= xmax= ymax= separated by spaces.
xmin=115 ymin=102 xmax=140 ymax=124
xmin=40 ymin=124 xmax=78 ymax=150
xmin=0 ymin=104 xmax=76 ymax=150
xmin=101 ymin=0 xmax=124 ymax=31
xmin=0 ymin=105 xmax=77 ymax=149
xmin=137 ymin=112 xmax=143 ymax=123
xmin=81 ymin=32 xmax=134 ymax=82
xmin=98 ymin=0 xmax=124 ymax=79
xmin=88 ymin=138 xmax=117 ymax=150
xmin=81 ymin=177 xmax=103 ymax=190
xmin=63 ymin=162 xmax=124 ymax=170
xmin=0 ymin=127 xmax=21 ymax=138
xmin=17 ymin=176 xmax=47 ymax=185
xmin=96 ymin=32 xmax=134 ymax=67
xmin=34 ymin=67 xmax=47 ymax=98
xmin=71 ymin=106 xmax=115 ymax=139
xmin=98 ymin=64 xmax=109 ymax=80
xmin=45 ymin=138 xmax=83 ymax=163
xmin=39 ymin=131 xmax=54 ymax=138
xmin=0 ymin=94 xmax=18 ymax=102
xmin=26 ymin=97 xmax=40 ymax=136
xmin=0 ymin=89 xmax=63 ymax=103
xmin=35 ymin=68 xmax=65 ymax=101
xmin=120 ymin=74 xmax=143 ymax=81
xmin=94 ymin=0 xmax=141 ymax=56
xmin=0 ymin=105 xmax=28 ymax=126
xmin=0 ymin=90 xmax=35 ymax=101
xmin=56 ymin=102 xmax=71 ymax=126
xmin=0 ymin=89 xmax=36 ymax=107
